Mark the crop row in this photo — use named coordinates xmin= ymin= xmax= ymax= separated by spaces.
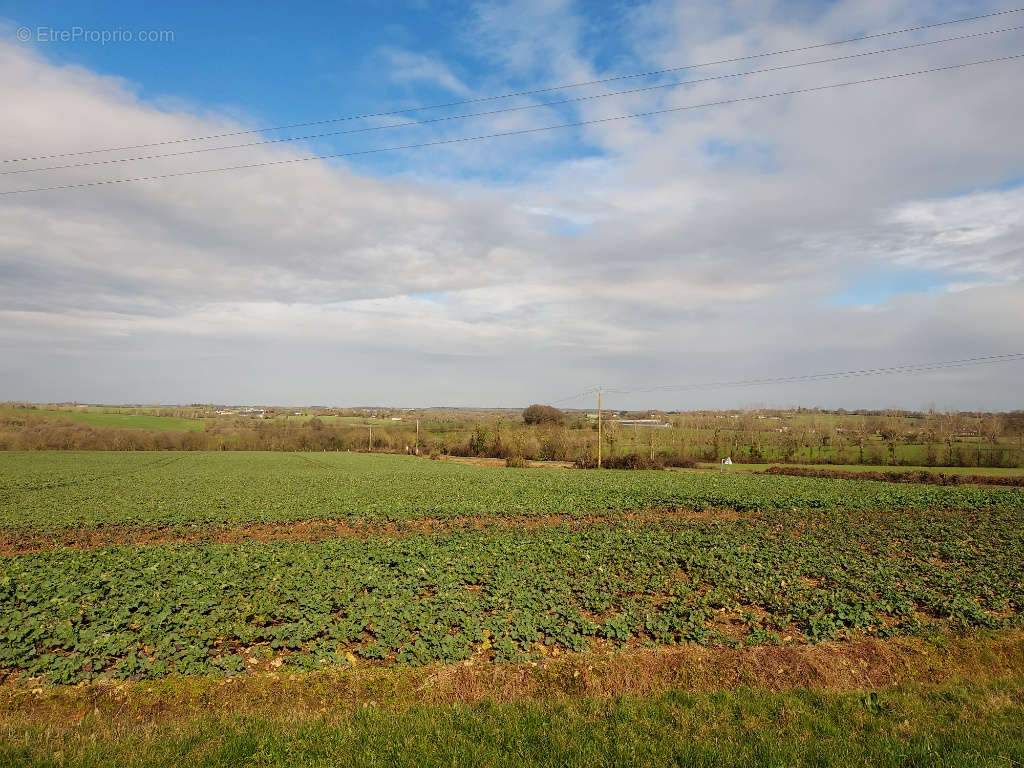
xmin=1 ymin=451 xmax=1022 ymax=532
xmin=2 ymin=506 xmax=1021 ymax=683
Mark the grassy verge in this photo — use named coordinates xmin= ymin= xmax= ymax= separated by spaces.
xmin=3 ymin=630 xmax=1023 ymax=766
xmin=706 ymin=462 xmax=1024 ymax=476
xmin=2 ymin=675 xmax=1021 ymax=766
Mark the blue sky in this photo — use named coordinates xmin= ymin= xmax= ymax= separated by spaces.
xmin=1 ymin=2 xmax=467 ymax=114
xmin=826 ymin=266 xmax=957 ymax=306
xmin=0 ymin=0 xmax=615 ymax=181
xmin=0 ymin=0 xmax=1022 ymax=408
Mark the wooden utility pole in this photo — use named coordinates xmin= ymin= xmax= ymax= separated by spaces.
xmin=368 ymin=425 xmax=372 ymax=452
xmin=415 ymin=419 xmax=420 ymax=455
xmin=597 ymin=389 xmax=602 ymax=468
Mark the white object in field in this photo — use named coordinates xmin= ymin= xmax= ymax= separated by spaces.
xmin=722 ymin=457 xmax=732 ymax=465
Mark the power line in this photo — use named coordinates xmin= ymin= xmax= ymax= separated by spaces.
xmin=3 ymin=6 xmax=1022 ymax=165
xmin=551 ymin=387 xmax=601 ymax=405
xmin=551 ymin=353 xmax=1024 ymax=405
xmin=3 ymin=52 xmax=1021 ymax=197
xmin=7 ymin=23 xmax=1020 ymax=177
xmin=607 ymin=353 xmax=1024 ymax=397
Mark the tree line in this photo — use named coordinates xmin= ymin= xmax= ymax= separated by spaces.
xmin=1 ymin=405 xmax=1022 ymax=468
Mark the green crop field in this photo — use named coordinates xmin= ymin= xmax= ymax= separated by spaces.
xmin=3 ymin=509 xmax=1022 ymax=684
xmin=2 ymin=451 xmax=1021 ymax=532
xmin=2 ymin=450 xmax=1023 ymax=765
xmin=1 ymin=451 xmax=1023 ymax=682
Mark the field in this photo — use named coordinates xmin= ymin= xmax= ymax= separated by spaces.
xmin=2 ymin=451 xmax=1023 ymax=765
xmin=5 ymin=403 xmax=1023 ymax=469
xmin=2 ymin=452 xmax=1020 ymax=533
xmin=0 ymin=406 xmax=206 ymax=433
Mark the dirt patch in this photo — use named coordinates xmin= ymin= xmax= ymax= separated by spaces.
xmin=0 ymin=507 xmax=753 ymax=556
xmin=2 ymin=631 xmax=1022 ymax=726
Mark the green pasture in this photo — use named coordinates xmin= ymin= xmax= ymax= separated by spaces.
xmin=703 ymin=462 xmax=1024 ymax=476
xmin=1 ymin=407 xmax=205 ymax=433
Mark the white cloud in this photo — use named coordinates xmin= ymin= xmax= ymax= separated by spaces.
xmin=375 ymin=47 xmax=472 ymax=96
xmin=1 ymin=1 xmax=1023 ymax=408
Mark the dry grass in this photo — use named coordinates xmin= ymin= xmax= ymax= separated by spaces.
xmin=3 ymin=630 xmax=1022 ymax=729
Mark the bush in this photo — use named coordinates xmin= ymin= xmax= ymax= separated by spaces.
xmin=575 ymin=453 xmax=664 ymax=470
xmin=505 ymin=455 xmax=528 ymax=468
xmin=522 ymin=404 xmax=565 ymax=426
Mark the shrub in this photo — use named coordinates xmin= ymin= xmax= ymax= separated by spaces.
xmin=522 ymin=404 xmax=565 ymax=426
xmin=575 ymin=453 xmax=664 ymax=470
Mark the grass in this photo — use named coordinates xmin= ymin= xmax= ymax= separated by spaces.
xmin=705 ymin=462 xmax=1024 ymax=476
xmin=272 ymin=415 xmax=401 ymax=424
xmin=1 ymin=675 xmax=1022 ymax=767
xmin=0 ymin=407 xmax=206 ymax=433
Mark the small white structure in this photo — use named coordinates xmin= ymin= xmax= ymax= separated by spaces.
xmin=721 ymin=457 xmax=733 ymax=465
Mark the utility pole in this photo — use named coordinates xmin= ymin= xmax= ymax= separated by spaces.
xmin=368 ymin=425 xmax=372 ymax=452
xmin=415 ymin=419 xmax=420 ymax=455
xmin=597 ymin=388 xmax=602 ymax=468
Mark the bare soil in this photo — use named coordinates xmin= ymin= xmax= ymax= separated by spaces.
xmin=2 ymin=631 xmax=1022 ymax=726
xmin=0 ymin=507 xmax=751 ymax=556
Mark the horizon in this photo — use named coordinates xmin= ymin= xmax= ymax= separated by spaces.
xmin=9 ymin=400 xmax=1024 ymax=415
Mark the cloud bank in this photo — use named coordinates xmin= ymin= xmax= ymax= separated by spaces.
xmin=1 ymin=0 xmax=1023 ymax=408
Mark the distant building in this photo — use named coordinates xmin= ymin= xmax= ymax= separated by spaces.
xmin=617 ymin=419 xmax=671 ymax=428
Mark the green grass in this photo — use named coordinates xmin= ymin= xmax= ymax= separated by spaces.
xmin=2 ymin=678 xmax=1022 ymax=767
xmin=1 ymin=407 xmax=205 ymax=432
xmin=1 ymin=451 xmax=1022 ymax=531
xmin=706 ymin=462 xmax=1024 ymax=476
xmin=272 ymin=414 xmax=400 ymax=424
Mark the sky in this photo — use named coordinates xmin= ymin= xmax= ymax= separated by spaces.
xmin=0 ymin=0 xmax=1022 ymax=410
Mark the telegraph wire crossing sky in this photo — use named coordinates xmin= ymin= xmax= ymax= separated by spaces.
xmin=5 ymin=6 xmax=1021 ymax=165
xmin=3 ymin=49 xmax=1024 ymax=195
xmin=0 ymin=0 xmax=1022 ymax=409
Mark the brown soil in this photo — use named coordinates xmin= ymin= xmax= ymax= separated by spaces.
xmin=2 ymin=631 xmax=1022 ymax=725
xmin=0 ymin=507 xmax=751 ymax=556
